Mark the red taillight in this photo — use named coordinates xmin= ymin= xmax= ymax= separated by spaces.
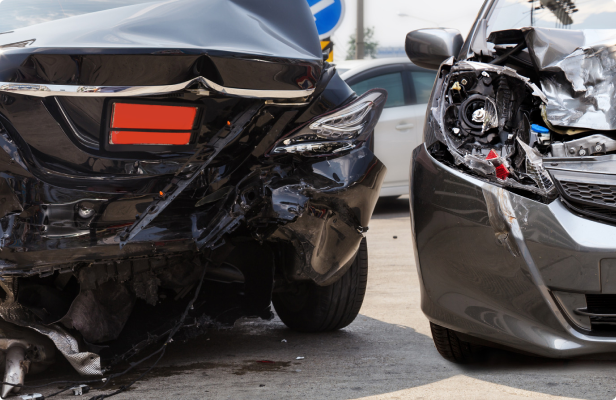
xmin=109 ymin=103 xmax=198 ymax=146
xmin=110 ymin=131 xmax=192 ymax=145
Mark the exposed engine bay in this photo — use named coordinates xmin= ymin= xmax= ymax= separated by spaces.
xmin=427 ymin=27 xmax=616 ymax=211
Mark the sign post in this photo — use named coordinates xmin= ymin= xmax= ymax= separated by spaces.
xmin=307 ymin=0 xmax=345 ymax=62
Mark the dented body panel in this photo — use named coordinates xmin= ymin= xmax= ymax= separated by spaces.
xmin=412 ymin=145 xmax=616 ymax=357
xmin=0 ymin=0 xmax=386 ymax=389
xmin=410 ymin=0 xmax=616 ymax=358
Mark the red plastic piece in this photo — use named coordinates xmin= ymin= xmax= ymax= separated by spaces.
xmin=111 ymin=103 xmax=197 ymax=130
xmin=485 ymin=149 xmax=510 ymax=180
xmin=110 ymin=131 xmax=192 ymax=145
xmin=485 ymin=149 xmax=499 ymax=160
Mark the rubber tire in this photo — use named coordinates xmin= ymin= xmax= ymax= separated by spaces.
xmin=273 ymin=238 xmax=368 ymax=332
xmin=430 ymin=322 xmax=480 ymax=363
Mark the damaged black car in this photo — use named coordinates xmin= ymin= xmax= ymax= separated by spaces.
xmin=407 ymin=0 xmax=616 ymax=362
xmin=0 ymin=0 xmax=387 ymax=396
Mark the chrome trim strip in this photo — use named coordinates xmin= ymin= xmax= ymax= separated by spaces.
xmin=0 ymin=77 xmax=314 ymax=99
xmin=575 ymin=308 xmax=616 ymax=318
xmin=264 ymin=100 xmax=310 ymax=106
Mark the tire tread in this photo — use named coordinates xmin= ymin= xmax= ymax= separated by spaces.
xmin=273 ymin=238 xmax=368 ymax=332
xmin=430 ymin=322 xmax=478 ymax=363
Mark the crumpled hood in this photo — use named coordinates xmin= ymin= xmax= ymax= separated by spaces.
xmin=0 ymin=0 xmax=323 ymax=90
xmin=0 ymin=0 xmax=322 ymax=60
xmin=491 ymin=27 xmax=616 ymax=131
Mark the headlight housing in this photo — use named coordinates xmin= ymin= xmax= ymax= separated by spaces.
xmin=270 ymin=89 xmax=387 ymax=157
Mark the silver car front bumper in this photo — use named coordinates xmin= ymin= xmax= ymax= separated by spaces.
xmin=410 ymin=144 xmax=616 ymax=358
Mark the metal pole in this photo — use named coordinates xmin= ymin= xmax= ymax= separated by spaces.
xmin=356 ymin=0 xmax=364 ymax=59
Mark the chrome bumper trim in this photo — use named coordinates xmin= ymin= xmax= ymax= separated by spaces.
xmin=575 ymin=307 xmax=616 ymax=318
xmin=0 ymin=77 xmax=314 ymax=99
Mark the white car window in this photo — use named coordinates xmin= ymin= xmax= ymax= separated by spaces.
xmin=350 ymin=72 xmax=405 ymax=109
xmin=409 ymin=71 xmax=437 ymax=105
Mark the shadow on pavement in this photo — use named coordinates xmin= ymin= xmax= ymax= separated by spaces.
xmin=29 ymin=314 xmax=616 ymax=400
xmin=372 ymin=195 xmax=409 ymax=217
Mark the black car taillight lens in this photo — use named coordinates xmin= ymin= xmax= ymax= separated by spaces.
xmin=270 ymin=89 xmax=387 ymax=157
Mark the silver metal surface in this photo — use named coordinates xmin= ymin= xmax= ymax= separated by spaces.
xmin=0 ymin=279 xmax=101 ymax=377
xmin=412 ymin=144 xmax=616 ymax=358
xmin=574 ymin=308 xmax=616 ymax=318
xmin=0 ymin=76 xmax=315 ymax=99
xmin=520 ymin=27 xmax=616 ymax=131
xmin=264 ymin=100 xmax=310 ymax=106
xmin=551 ymin=135 xmax=616 ymax=158
xmin=3 ymin=346 xmax=26 ymax=398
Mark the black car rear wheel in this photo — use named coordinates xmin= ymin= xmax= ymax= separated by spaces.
xmin=273 ymin=238 xmax=368 ymax=332
xmin=430 ymin=322 xmax=481 ymax=363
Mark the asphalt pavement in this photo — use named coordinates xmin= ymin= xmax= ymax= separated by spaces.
xmin=29 ymin=196 xmax=616 ymax=400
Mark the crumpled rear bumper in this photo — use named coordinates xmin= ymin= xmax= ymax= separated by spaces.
xmin=0 ymin=140 xmax=385 ymax=285
xmin=410 ymin=144 xmax=616 ymax=358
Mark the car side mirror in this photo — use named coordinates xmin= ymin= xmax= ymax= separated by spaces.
xmin=405 ymin=28 xmax=464 ymax=70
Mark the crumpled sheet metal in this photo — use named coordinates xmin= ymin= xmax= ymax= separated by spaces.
xmin=0 ymin=0 xmax=322 ymax=62
xmin=522 ymin=27 xmax=616 ymax=131
xmin=22 ymin=323 xmax=102 ymax=376
xmin=0 ymin=291 xmax=102 ymax=376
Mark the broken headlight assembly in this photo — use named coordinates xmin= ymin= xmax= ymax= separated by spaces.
xmin=270 ymin=89 xmax=387 ymax=157
xmin=428 ymin=61 xmax=559 ymax=199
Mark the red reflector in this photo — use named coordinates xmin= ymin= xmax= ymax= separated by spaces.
xmin=110 ymin=131 xmax=191 ymax=145
xmin=486 ymin=149 xmax=510 ymax=180
xmin=111 ymin=103 xmax=197 ymax=130
xmin=485 ymin=149 xmax=499 ymax=160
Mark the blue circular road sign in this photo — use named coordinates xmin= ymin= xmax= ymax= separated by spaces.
xmin=307 ymin=0 xmax=345 ymax=39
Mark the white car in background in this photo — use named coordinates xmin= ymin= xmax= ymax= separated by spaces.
xmin=336 ymin=58 xmax=437 ymax=197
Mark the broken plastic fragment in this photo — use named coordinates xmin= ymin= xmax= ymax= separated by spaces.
xmin=482 ymin=97 xmax=499 ymax=133
xmin=71 ymin=385 xmax=90 ymax=396
xmin=296 ymin=356 xmax=305 ymax=360
xmin=516 ymin=137 xmax=555 ymax=194
xmin=462 ymin=154 xmax=496 ymax=176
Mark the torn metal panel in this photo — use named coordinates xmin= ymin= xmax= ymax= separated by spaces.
xmin=0 ymin=280 xmax=101 ymax=376
xmin=495 ymin=27 xmax=616 ymax=131
xmin=483 ymin=186 xmax=521 ymax=257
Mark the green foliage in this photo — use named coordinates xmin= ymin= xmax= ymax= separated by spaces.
xmin=346 ymin=27 xmax=378 ymax=60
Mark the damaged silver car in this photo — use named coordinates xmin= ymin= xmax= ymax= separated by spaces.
xmin=0 ymin=0 xmax=387 ymax=396
xmin=407 ymin=0 xmax=616 ymax=362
